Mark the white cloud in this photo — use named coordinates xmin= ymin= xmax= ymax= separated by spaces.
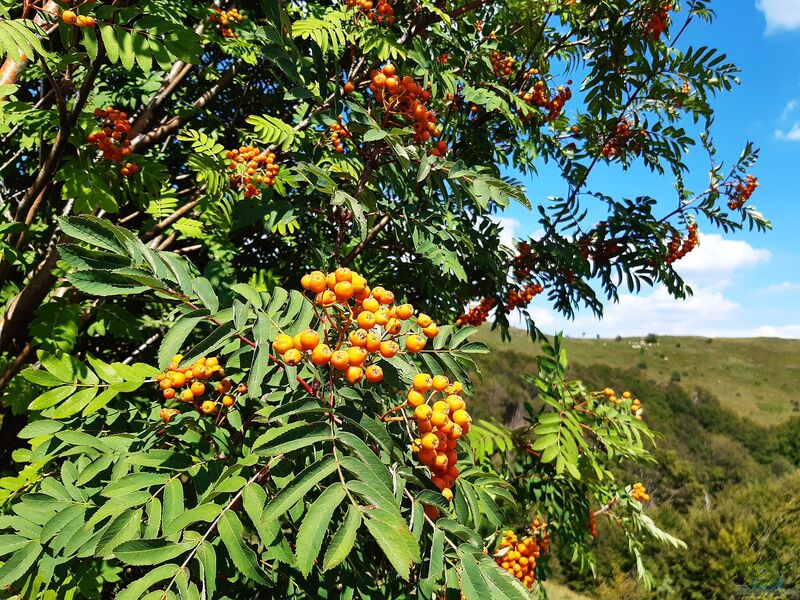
xmin=490 ymin=216 xmax=545 ymax=249
xmin=756 ymin=0 xmax=800 ymax=32
xmin=781 ymin=99 xmax=798 ymax=120
xmin=754 ymin=281 xmax=800 ymax=296
xmin=492 ymin=216 xmax=520 ymax=249
xmin=775 ymin=123 xmax=800 ymax=141
xmin=674 ymin=233 xmax=770 ymax=287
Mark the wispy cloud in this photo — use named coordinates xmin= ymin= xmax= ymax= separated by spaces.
xmin=775 ymin=123 xmax=800 ymax=141
xmin=756 ymin=0 xmax=800 ymax=32
xmin=754 ymin=281 xmax=800 ymax=296
xmin=781 ymin=99 xmax=798 ymax=120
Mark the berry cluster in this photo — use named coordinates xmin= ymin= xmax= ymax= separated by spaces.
xmin=512 ymin=241 xmax=536 ymax=281
xmin=602 ymin=388 xmax=643 ymax=419
xmin=429 ymin=140 xmax=449 ymax=157
xmin=328 ymin=117 xmax=351 ymax=153
xmin=585 ymin=511 xmax=598 ymax=538
xmin=225 ymin=145 xmax=280 ymax=197
xmin=285 ymin=268 xmax=439 ymax=383
xmin=209 ymin=8 xmax=244 ymax=38
xmin=517 ymin=74 xmax=573 ymax=122
xmin=728 ymin=175 xmax=758 ymax=210
xmin=368 ymin=64 xmax=439 ymax=143
xmin=407 ymin=373 xmax=471 ymax=500
xmin=157 ymin=355 xmax=244 ymax=419
xmin=455 ymin=297 xmax=496 ymax=327
xmin=491 ymin=51 xmax=516 ymax=77
xmin=87 ymin=108 xmax=138 ymax=176
xmin=665 ymin=223 xmax=697 ymax=265
xmin=645 ymin=3 xmax=672 ymax=40
xmin=506 ymin=283 xmax=544 ymax=311
xmin=631 ymin=482 xmax=650 ymax=502
xmin=61 ymin=10 xmax=96 ymax=27
xmin=601 ymin=120 xmax=645 ymax=158
xmin=494 ymin=519 xmax=549 ymax=589
xmin=346 ymin=0 xmax=395 ymax=24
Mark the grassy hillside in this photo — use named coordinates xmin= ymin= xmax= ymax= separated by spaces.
xmin=467 ymin=330 xmax=800 ymax=598
xmin=473 ymin=328 xmax=800 ymax=426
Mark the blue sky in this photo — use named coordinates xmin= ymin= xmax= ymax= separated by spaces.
xmin=497 ymin=0 xmax=800 ymax=338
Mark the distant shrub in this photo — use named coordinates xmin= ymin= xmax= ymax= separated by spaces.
xmin=615 ymin=335 xmax=622 ymax=342
xmin=706 ymin=338 xmax=713 ymax=344
xmin=645 ymin=333 xmax=659 ymax=344
xmin=671 ymin=371 xmax=682 ymax=382
xmin=675 ymin=342 xmax=681 ymax=348
xmin=637 ymin=361 xmax=648 ymax=370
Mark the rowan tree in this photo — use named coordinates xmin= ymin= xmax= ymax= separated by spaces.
xmin=0 ymin=0 xmax=768 ymax=597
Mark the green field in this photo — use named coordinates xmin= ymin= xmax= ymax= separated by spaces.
xmin=473 ymin=328 xmax=800 ymax=426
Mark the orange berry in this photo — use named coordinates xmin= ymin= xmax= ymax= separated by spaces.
xmin=382 ymin=63 xmax=396 ymax=77
xmin=407 ymin=389 xmax=426 ymax=407
xmin=217 ymin=379 xmax=232 ymax=394
xmin=301 ymin=274 xmax=312 ymax=290
xmin=442 ymin=488 xmax=454 ymax=501
xmin=180 ymin=389 xmax=195 ymax=403
xmin=365 ymin=333 xmax=381 ymax=352
xmin=345 ymin=365 xmax=364 ymax=383
xmin=190 ymin=381 xmax=206 ymax=397
xmin=413 ymin=373 xmax=433 ymax=392
xmin=365 ymin=365 xmax=383 ymax=383
xmin=420 ymin=432 xmax=439 ymax=450
xmin=316 ymin=290 xmax=337 ymax=307
xmin=422 ymin=323 xmax=439 ymax=338
xmin=160 ymin=408 xmax=179 ymax=422
xmin=308 ymin=271 xmax=327 ymax=293
xmin=344 ymin=81 xmax=355 ymax=94
xmin=373 ymin=308 xmax=390 ymax=326
xmin=292 ymin=333 xmax=304 ymax=351
xmin=335 ymin=267 xmax=352 ymax=282
xmin=362 ymin=297 xmax=380 ymax=313
xmin=418 ymin=447 xmax=436 ymax=464
xmin=205 ymin=357 xmax=219 ymax=368
xmin=380 ymin=340 xmax=399 ymax=358
xmin=452 ymin=409 xmax=471 ymax=427
xmin=347 ymin=346 xmax=368 ymax=366
xmin=385 ymin=318 xmax=402 ymax=334
xmin=331 ymin=350 xmax=350 ymax=370
xmin=415 ymin=404 xmax=433 ymax=421
xmin=430 ymin=411 xmax=449 ymax=427
xmin=162 ymin=388 xmax=176 ymax=400
xmin=406 ymin=335 xmax=426 ymax=353
xmin=349 ymin=328 xmax=369 ymax=347
xmin=356 ymin=311 xmax=377 ymax=330
xmin=446 ymin=394 xmax=465 ymax=412
xmin=433 ymin=452 xmax=449 ymax=471
xmin=334 ymin=281 xmax=354 ymax=301
xmin=417 ymin=313 xmax=433 ymax=328
xmin=431 ymin=375 xmax=449 ymax=391
xmin=283 ymin=348 xmax=303 ymax=366
xmin=61 ymin=10 xmax=77 ymax=25
xmin=273 ymin=334 xmax=294 ymax=354
xmin=396 ymin=304 xmax=414 ymax=319
xmin=311 ymin=344 xmax=333 ymax=365
xmin=200 ymin=400 xmax=216 ymax=415
xmin=432 ymin=399 xmax=450 ymax=413
xmin=299 ymin=329 xmax=321 ymax=350
xmin=222 ymin=395 xmax=236 ymax=407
